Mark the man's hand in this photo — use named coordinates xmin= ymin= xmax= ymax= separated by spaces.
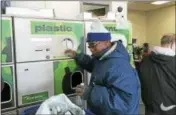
xmin=76 ymin=84 xmax=93 ymax=100
xmin=65 ymin=49 xmax=76 ymax=58
xmin=75 ymin=85 xmax=84 ymax=96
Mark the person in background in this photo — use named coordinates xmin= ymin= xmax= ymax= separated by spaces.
xmin=142 ymin=43 xmax=151 ymax=57
xmin=65 ymin=21 xmax=140 ymax=115
xmin=139 ymin=34 xmax=176 ymax=115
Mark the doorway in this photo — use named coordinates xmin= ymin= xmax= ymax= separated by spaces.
xmin=82 ymin=2 xmax=109 ymax=17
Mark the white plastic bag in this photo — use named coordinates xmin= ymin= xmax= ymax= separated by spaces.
xmin=36 ymin=94 xmax=85 ymax=115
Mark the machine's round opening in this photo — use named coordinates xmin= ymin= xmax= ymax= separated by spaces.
xmin=71 ymin=71 xmax=83 ymax=89
xmin=62 ymin=38 xmax=74 ymax=49
xmin=1 ymin=81 xmax=11 ymax=102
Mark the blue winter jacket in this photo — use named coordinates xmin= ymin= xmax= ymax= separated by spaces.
xmin=75 ymin=41 xmax=140 ymax=115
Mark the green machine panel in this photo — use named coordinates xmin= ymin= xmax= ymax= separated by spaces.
xmin=1 ymin=65 xmax=16 ymax=110
xmin=16 ymin=61 xmax=54 ymax=106
xmin=14 ymin=17 xmax=84 ymax=62
xmin=1 ymin=17 xmax=14 ymax=64
xmin=16 ymin=60 xmax=83 ymax=106
xmin=53 ymin=59 xmax=83 ymax=95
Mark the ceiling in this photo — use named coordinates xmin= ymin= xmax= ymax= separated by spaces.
xmin=83 ymin=1 xmax=175 ymax=12
xmin=128 ymin=1 xmax=175 ymax=11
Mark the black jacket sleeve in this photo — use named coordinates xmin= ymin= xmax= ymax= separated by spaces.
xmin=75 ymin=53 xmax=93 ymax=73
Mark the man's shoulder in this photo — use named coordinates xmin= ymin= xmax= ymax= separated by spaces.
xmin=104 ymin=59 xmax=135 ymax=74
xmin=103 ymin=58 xmax=129 ymax=68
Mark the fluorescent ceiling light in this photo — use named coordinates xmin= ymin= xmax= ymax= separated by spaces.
xmin=151 ymin=1 xmax=170 ymax=5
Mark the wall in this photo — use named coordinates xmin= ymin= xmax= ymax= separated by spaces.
xmin=45 ymin=1 xmax=81 ymax=19
xmin=146 ymin=5 xmax=175 ymax=48
xmin=127 ymin=5 xmax=175 ymax=47
xmin=109 ymin=1 xmax=128 ymax=20
xmin=11 ymin=1 xmax=81 ymax=19
xmin=10 ymin=1 xmax=175 ymax=47
xmin=10 ymin=1 xmax=46 ymax=9
xmin=10 ymin=1 xmax=128 ymax=19
xmin=128 ymin=10 xmax=147 ymax=45
xmin=83 ymin=4 xmax=106 ymax=11
xmin=83 ymin=1 xmax=109 ymax=5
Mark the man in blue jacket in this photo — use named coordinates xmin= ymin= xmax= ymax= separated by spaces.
xmin=65 ymin=22 xmax=140 ymax=115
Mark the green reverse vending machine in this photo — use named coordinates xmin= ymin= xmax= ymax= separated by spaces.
xmin=1 ymin=16 xmax=16 ymax=112
xmin=13 ymin=17 xmax=85 ymax=108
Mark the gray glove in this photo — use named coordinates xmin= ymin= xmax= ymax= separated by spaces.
xmin=76 ymin=84 xmax=93 ymax=100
